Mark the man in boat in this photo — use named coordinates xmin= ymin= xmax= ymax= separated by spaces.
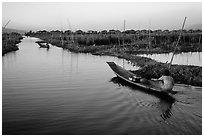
xmin=157 ymin=69 xmax=174 ymax=92
xmin=140 ymin=69 xmax=174 ymax=92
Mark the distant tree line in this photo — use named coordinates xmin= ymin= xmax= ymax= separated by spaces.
xmin=26 ymin=29 xmax=202 ymax=35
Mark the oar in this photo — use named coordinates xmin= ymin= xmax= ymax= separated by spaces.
xmin=168 ymin=17 xmax=187 ymax=69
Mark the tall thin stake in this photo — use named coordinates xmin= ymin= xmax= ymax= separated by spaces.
xmin=3 ymin=20 xmax=11 ymax=47
xmin=123 ymin=20 xmax=125 ymax=68
xmin=148 ymin=19 xmax=151 ymax=50
xmin=169 ymin=17 xmax=187 ymax=68
xmin=3 ymin=20 xmax=11 ymax=31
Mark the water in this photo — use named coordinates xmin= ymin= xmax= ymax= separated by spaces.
xmin=138 ymin=52 xmax=202 ymax=66
xmin=2 ymin=37 xmax=202 ymax=135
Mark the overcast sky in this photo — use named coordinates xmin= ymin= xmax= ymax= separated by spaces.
xmin=2 ymin=2 xmax=202 ymax=31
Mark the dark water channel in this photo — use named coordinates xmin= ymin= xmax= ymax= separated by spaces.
xmin=2 ymin=37 xmax=202 ymax=135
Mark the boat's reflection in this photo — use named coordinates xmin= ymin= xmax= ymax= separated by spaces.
xmin=159 ymin=99 xmax=173 ymax=121
xmin=110 ymin=76 xmax=175 ymax=121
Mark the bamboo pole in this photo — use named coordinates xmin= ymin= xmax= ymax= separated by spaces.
xmin=169 ymin=17 xmax=187 ymax=68
xmin=123 ymin=20 xmax=125 ymax=68
xmin=3 ymin=20 xmax=11 ymax=31
xmin=3 ymin=20 xmax=11 ymax=47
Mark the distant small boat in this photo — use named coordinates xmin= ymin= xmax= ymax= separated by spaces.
xmin=36 ymin=41 xmax=50 ymax=49
xmin=107 ymin=62 xmax=172 ymax=93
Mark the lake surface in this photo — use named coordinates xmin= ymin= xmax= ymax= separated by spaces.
xmin=2 ymin=37 xmax=202 ymax=135
xmin=138 ymin=52 xmax=202 ymax=66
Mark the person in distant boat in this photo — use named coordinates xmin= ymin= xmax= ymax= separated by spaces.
xmin=140 ymin=69 xmax=174 ymax=92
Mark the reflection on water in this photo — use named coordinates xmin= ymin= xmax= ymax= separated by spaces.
xmin=109 ymin=76 xmax=175 ymax=121
xmin=159 ymin=99 xmax=173 ymax=121
xmin=139 ymin=52 xmax=202 ymax=66
xmin=2 ymin=37 xmax=202 ymax=135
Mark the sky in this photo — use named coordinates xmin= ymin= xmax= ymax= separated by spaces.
xmin=2 ymin=2 xmax=202 ymax=32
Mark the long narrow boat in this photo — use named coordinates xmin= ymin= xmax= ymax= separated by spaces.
xmin=36 ymin=41 xmax=50 ymax=49
xmin=107 ymin=62 xmax=167 ymax=93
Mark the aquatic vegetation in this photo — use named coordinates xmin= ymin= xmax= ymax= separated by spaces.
xmin=27 ymin=29 xmax=202 ymax=54
xmin=2 ymin=32 xmax=23 ymax=55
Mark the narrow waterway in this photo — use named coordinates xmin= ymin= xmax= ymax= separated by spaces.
xmin=2 ymin=37 xmax=202 ymax=135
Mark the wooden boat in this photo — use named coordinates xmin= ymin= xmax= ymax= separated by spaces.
xmin=107 ymin=62 xmax=168 ymax=93
xmin=36 ymin=41 xmax=50 ymax=49
xmin=39 ymin=43 xmax=50 ymax=49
